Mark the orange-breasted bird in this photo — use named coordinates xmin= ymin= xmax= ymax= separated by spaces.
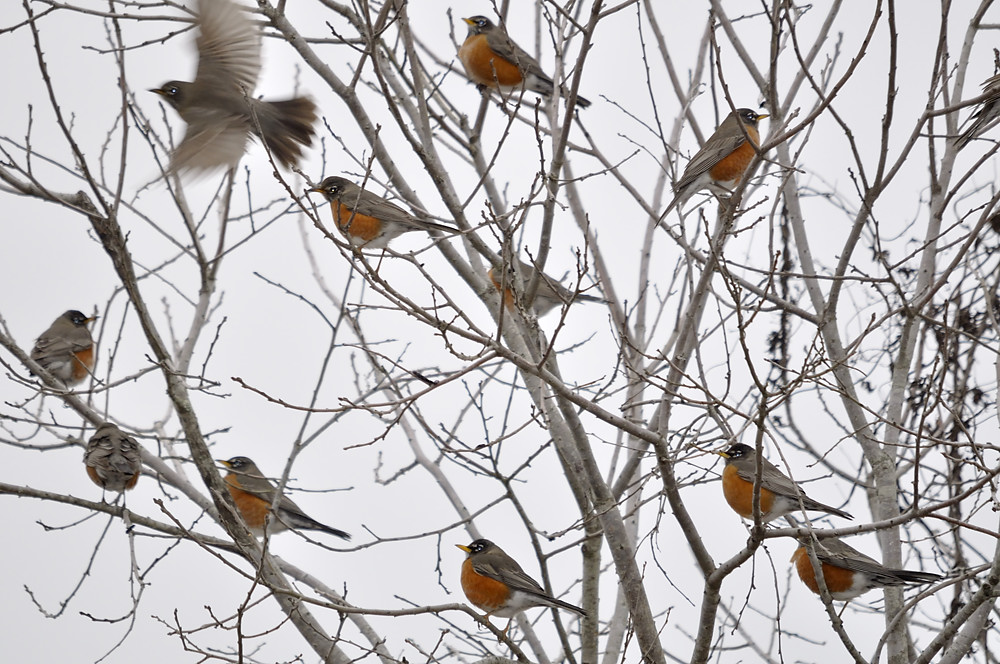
xmin=308 ymin=176 xmax=457 ymax=249
xmin=151 ymin=0 xmax=316 ymax=172
xmin=30 ymin=310 xmax=96 ymax=388
xmin=717 ymin=443 xmax=853 ymax=523
xmin=458 ymin=15 xmax=590 ymax=108
xmin=791 ymin=535 xmax=941 ymax=601
xmin=663 ymin=108 xmax=768 ymax=215
xmin=84 ymin=423 xmax=142 ymax=494
xmin=218 ymin=456 xmax=350 ymax=540
xmin=488 ymin=260 xmax=605 ymax=316
xmin=457 ymin=539 xmax=586 ymax=637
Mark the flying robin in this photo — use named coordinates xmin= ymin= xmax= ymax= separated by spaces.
xmin=663 ymin=108 xmax=768 ymax=215
xmin=956 ymin=73 xmax=1000 ymax=148
xmin=458 ymin=15 xmax=591 ymax=108
xmin=30 ymin=310 xmax=96 ymax=388
xmin=308 ymin=176 xmax=457 ymax=249
xmin=151 ymin=0 xmax=316 ymax=172
xmin=717 ymin=443 xmax=853 ymax=523
xmin=218 ymin=456 xmax=350 ymax=540
xmin=791 ymin=535 xmax=941 ymax=601
xmin=487 ymin=260 xmax=605 ymax=316
xmin=456 ymin=539 xmax=586 ymax=637
xmin=84 ymin=423 xmax=143 ymax=493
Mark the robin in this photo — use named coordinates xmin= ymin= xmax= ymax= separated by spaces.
xmin=218 ymin=456 xmax=350 ymax=540
xmin=956 ymin=73 xmax=1000 ymax=148
xmin=84 ymin=423 xmax=143 ymax=493
xmin=791 ymin=535 xmax=941 ymax=601
xmin=717 ymin=443 xmax=853 ymax=523
xmin=458 ymin=15 xmax=591 ymax=108
xmin=456 ymin=539 xmax=586 ymax=637
xmin=30 ymin=310 xmax=96 ymax=388
xmin=487 ymin=260 xmax=605 ymax=315
xmin=151 ymin=0 xmax=316 ymax=172
xmin=308 ymin=176 xmax=457 ymax=249
xmin=664 ymin=108 xmax=768 ymax=215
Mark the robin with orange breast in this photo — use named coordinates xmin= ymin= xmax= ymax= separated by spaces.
xmin=308 ymin=176 xmax=457 ymax=249
xmin=30 ymin=310 xmax=96 ymax=388
xmin=458 ymin=15 xmax=591 ymax=108
xmin=791 ymin=535 xmax=941 ymax=601
xmin=84 ymin=423 xmax=143 ymax=494
xmin=663 ymin=108 xmax=768 ymax=216
xmin=151 ymin=0 xmax=316 ymax=173
xmin=956 ymin=73 xmax=1000 ymax=148
xmin=487 ymin=259 xmax=605 ymax=316
xmin=218 ymin=456 xmax=350 ymax=540
xmin=717 ymin=443 xmax=853 ymax=523
xmin=456 ymin=539 xmax=586 ymax=638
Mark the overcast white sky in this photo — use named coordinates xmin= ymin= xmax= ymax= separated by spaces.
xmin=2 ymin=1 xmax=998 ymax=662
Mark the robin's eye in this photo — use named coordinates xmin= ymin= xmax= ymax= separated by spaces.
xmin=167 ymin=86 xmax=178 ymax=95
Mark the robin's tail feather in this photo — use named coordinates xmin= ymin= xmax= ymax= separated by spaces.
xmin=955 ymin=103 xmax=999 ymax=149
xmin=535 ymin=592 xmax=587 ymax=617
xmin=253 ymin=96 xmax=318 ymax=168
xmin=529 ymin=73 xmax=591 ymax=109
xmin=803 ymin=497 xmax=853 ymax=520
xmin=885 ymin=569 xmax=942 ymax=586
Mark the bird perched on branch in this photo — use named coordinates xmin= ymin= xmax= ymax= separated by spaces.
xmin=218 ymin=456 xmax=350 ymax=540
xmin=151 ymin=0 xmax=316 ymax=173
xmin=661 ymin=108 xmax=768 ymax=216
xmin=30 ymin=310 xmax=96 ymax=388
xmin=717 ymin=443 xmax=853 ymax=523
xmin=458 ymin=15 xmax=591 ymax=108
xmin=488 ymin=259 xmax=605 ymax=315
xmin=791 ymin=535 xmax=941 ymax=600
xmin=85 ymin=423 xmax=142 ymax=494
xmin=308 ymin=176 xmax=457 ymax=249
xmin=457 ymin=539 xmax=586 ymax=638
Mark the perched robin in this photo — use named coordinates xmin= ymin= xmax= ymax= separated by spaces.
xmin=30 ymin=310 xmax=96 ymax=388
xmin=456 ymin=539 xmax=586 ymax=637
xmin=663 ymin=108 xmax=768 ymax=215
xmin=717 ymin=443 xmax=853 ymax=523
xmin=218 ymin=456 xmax=350 ymax=539
xmin=151 ymin=0 xmax=316 ymax=172
xmin=956 ymin=73 xmax=1000 ymax=149
xmin=791 ymin=535 xmax=941 ymax=601
xmin=308 ymin=176 xmax=457 ymax=249
xmin=487 ymin=260 xmax=605 ymax=315
xmin=458 ymin=15 xmax=591 ymax=108
xmin=84 ymin=423 xmax=143 ymax=493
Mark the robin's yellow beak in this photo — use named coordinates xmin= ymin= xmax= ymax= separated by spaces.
xmin=716 ymin=450 xmax=731 ymax=459
xmin=462 ymin=17 xmax=476 ymax=25
xmin=150 ymin=88 xmax=167 ymax=96
xmin=756 ymin=113 xmax=769 ymax=121
xmin=217 ymin=459 xmax=233 ymax=468
xmin=307 ymin=184 xmax=324 ymax=194
xmin=456 ymin=544 xmax=472 ymax=553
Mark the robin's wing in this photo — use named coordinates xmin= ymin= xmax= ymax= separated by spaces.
xmin=484 ymin=30 xmax=550 ymax=82
xmin=472 ymin=557 xmax=546 ymax=595
xmin=194 ymin=0 xmax=261 ymax=93
xmin=349 ymin=189 xmax=458 ymax=234
xmin=957 ymin=74 xmax=1000 ymax=148
xmin=31 ymin=332 xmax=90 ymax=361
xmin=736 ymin=458 xmax=805 ymax=498
xmin=674 ymin=135 xmax=749 ymax=192
xmin=171 ymin=114 xmax=250 ymax=172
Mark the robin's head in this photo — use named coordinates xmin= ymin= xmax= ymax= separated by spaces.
xmin=60 ymin=310 xmax=95 ymax=327
xmin=717 ymin=443 xmax=753 ymax=462
xmin=308 ymin=176 xmax=355 ymax=202
xmin=734 ymin=108 xmax=768 ymax=128
xmin=456 ymin=539 xmax=496 ymax=556
xmin=150 ymin=81 xmax=190 ymax=110
xmin=462 ymin=15 xmax=495 ymax=35
xmin=219 ymin=456 xmax=256 ymax=473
